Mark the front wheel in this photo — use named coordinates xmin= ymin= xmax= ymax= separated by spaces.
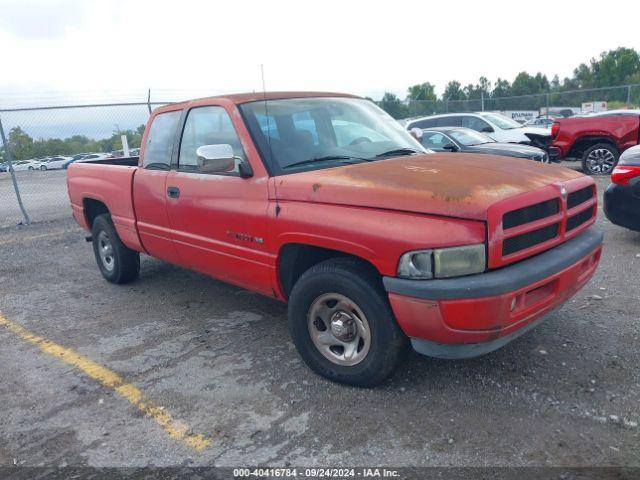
xmin=40 ymin=165 xmax=47 ymax=170
xmin=288 ymin=258 xmax=408 ymax=387
xmin=91 ymin=214 xmax=140 ymax=284
xmin=582 ymin=143 xmax=619 ymax=175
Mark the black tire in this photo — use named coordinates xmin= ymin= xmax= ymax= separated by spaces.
xmin=91 ymin=213 xmax=140 ymax=284
xmin=288 ymin=258 xmax=408 ymax=387
xmin=582 ymin=143 xmax=619 ymax=175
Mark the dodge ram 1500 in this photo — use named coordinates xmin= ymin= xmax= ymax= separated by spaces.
xmin=67 ymin=92 xmax=603 ymax=386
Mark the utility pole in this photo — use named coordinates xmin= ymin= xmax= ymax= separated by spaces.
xmin=481 ymin=91 xmax=484 ymax=112
xmin=0 ymin=116 xmax=30 ymax=225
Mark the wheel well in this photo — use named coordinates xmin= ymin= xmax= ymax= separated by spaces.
xmin=568 ymin=136 xmax=617 ymax=159
xmin=83 ymin=198 xmax=109 ymax=227
xmin=278 ymin=244 xmax=381 ymax=299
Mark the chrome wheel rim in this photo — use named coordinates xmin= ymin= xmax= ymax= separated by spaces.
xmin=307 ymin=293 xmax=371 ymax=366
xmin=586 ymin=148 xmax=615 ymax=174
xmin=97 ymin=231 xmax=115 ymax=272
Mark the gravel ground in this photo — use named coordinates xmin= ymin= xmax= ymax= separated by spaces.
xmin=0 ymin=174 xmax=638 ymax=469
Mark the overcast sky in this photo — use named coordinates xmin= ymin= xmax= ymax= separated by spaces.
xmin=1 ymin=0 xmax=639 ymax=105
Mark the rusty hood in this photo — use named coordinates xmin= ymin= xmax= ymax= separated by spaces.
xmin=274 ymin=153 xmax=583 ymax=220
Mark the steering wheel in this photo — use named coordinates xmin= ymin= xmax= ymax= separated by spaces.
xmin=349 ymin=137 xmax=372 ymax=146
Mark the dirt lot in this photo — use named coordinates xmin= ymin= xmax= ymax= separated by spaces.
xmin=0 ymin=175 xmax=638 ymax=469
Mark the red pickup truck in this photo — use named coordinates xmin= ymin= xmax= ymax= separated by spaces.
xmin=67 ymin=92 xmax=603 ymax=386
xmin=551 ymin=110 xmax=640 ymax=175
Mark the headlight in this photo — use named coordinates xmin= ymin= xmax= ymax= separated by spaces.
xmin=397 ymin=244 xmax=486 ymax=279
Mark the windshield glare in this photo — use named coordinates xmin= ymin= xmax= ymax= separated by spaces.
xmin=481 ymin=113 xmax=522 ymax=130
xmin=240 ymin=97 xmax=426 ymax=173
xmin=449 ymin=129 xmax=494 ymax=146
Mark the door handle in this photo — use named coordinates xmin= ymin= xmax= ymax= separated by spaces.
xmin=167 ymin=186 xmax=180 ymax=198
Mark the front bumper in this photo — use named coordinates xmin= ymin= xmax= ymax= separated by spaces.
xmin=383 ymin=228 xmax=603 ymax=359
xmin=604 ymin=183 xmax=640 ymax=232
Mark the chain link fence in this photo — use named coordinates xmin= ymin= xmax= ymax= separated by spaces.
xmin=0 ymin=101 xmax=168 ymax=227
xmin=399 ymin=84 xmax=640 ymax=119
xmin=1 ymin=84 xmax=640 ymax=228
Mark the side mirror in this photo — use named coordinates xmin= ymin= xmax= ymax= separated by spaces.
xmin=481 ymin=125 xmax=494 ymax=133
xmin=442 ymin=143 xmax=458 ymax=152
xmin=195 ymin=144 xmax=252 ymax=177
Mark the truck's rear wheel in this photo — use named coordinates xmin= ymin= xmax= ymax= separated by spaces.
xmin=582 ymin=143 xmax=618 ymax=175
xmin=92 ymin=214 xmax=139 ymax=284
xmin=288 ymin=258 xmax=407 ymax=387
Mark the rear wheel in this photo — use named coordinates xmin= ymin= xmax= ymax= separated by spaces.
xmin=92 ymin=214 xmax=139 ymax=284
xmin=40 ymin=165 xmax=47 ymax=170
xmin=582 ymin=143 xmax=618 ymax=175
xmin=288 ymin=258 xmax=408 ymax=387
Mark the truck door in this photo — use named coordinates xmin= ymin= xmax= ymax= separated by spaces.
xmin=164 ymin=105 xmax=272 ymax=295
xmin=132 ymin=109 xmax=183 ymax=265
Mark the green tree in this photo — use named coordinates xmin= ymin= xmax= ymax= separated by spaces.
xmin=378 ymin=92 xmax=408 ymax=119
xmin=8 ymin=127 xmax=34 ymax=160
xmin=443 ymin=80 xmax=466 ymax=101
xmin=492 ymin=78 xmax=511 ymax=98
xmin=406 ymin=82 xmax=436 ymax=101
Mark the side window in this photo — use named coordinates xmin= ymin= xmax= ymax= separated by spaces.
xmin=178 ymin=106 xmax=246 ymax=175
xmin=462 ymin=116 xmax=491 ymax=132
xmin=143 ymin=110 xmax=181 ymax=169
xmin=411 ymin=118 xmax=436 ymax=129
xmin=436 ymin=116 xmax=462 ymax=127
xmin=420 ymin=132 xmax=447 ymax=150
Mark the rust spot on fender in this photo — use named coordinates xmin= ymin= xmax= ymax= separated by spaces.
xmin=312 ymin=183 xmax=321 ymax=192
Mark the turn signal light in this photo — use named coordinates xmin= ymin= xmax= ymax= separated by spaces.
xmin=611 ymin=165 xmax=640 ymax=185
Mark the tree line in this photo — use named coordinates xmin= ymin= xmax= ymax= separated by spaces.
xmin=377 ymin=47 xmax=640 ymax=118
xmin=1 ymin=125 xmax=146 ymax=162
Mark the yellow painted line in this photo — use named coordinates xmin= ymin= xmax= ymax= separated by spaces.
xmin=0 ymin=230 xmax=72 ymax=246
xmin=0 ymin=313 xmax=211 ymax=450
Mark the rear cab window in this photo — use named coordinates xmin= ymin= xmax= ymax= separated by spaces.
xmin=143 ymin=110 xmax=181 ymax=169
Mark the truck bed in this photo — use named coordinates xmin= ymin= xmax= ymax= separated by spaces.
xmin=67 ymin=158 xmax=142 ymax=251
xmin=81 ymin=156 xmax=140 ymax=166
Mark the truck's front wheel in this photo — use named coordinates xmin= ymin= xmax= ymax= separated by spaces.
xmin=288 ymin=258 xmax=407 ymax=387
xmin=92 ymin=214 xmax=139 ymax=284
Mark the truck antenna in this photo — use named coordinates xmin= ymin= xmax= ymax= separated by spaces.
xmin=261 ymin=64 xmax=275 ymax=174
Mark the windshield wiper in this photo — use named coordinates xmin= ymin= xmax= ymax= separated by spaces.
xmin=374 ymin=147 xmax=421 ymax=158
xmin=283 ymin=155 xmax=369 ymax=170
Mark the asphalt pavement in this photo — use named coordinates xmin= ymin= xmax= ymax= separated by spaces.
xmin=0 ymin=173 xmax=638 ymax=469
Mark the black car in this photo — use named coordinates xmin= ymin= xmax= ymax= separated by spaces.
xmin=604 ymin=145 xmax=640 ymax=231
xmin=417 ymin=127 xmax=550 ymax=162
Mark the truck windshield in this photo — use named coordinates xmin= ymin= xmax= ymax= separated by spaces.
xmin=239 ymin=97 xmax=426 ymax=174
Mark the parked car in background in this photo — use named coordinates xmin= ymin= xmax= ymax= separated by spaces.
xmin=11 ymin=160 xmax=40 ymax=171
xmin=0 ymin=163 xmax=8 ymax=172
xmin=551 ymin=110 xmax=640 ymax=175
xmin=523 ymin=116 xmax=557 ymax=129
xmin=129 ymin=148 xmax=141 ymax=156
xmin=68 ymin=91 xmax=602 ymax=386
xmin=416 ymin=127 xmax=550 ymax=162
xmin=39 ymin=156 xmax=72 ymax=170
xmin=604 ymin=144 xmax=640 ymax=231
xmin=405 ymin=112 xmax=552 ymax=149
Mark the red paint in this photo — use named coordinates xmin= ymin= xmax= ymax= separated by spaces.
xmin=551 ymin=114 xmax=640 ymax=160
xmin=389 ymin=245 xmax=601 ymax=344
xmin=68 ymin=92 xmax=603 ymax=348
